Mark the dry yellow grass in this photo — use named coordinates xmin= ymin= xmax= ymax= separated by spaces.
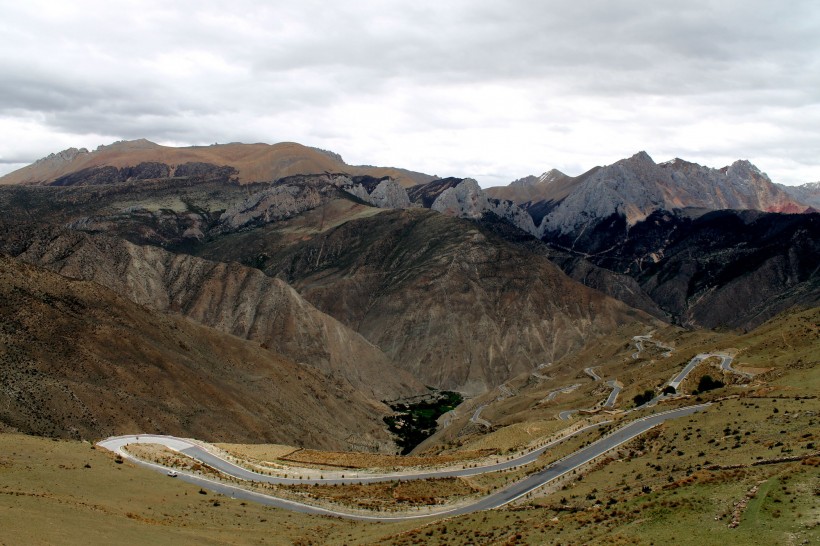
xmin=215 ymin=442 xmax=299 ymax=462
xmin=280 ymin=477 xmax=481 ymax=511
xmin=279 ymin=447 xmax=495 ymax=470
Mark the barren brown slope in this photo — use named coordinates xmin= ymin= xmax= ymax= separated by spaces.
xmin=0 ymin=140 xmax=433 ymax=187
xmin=0 ymin=224 xmax=423 ymax=401
xmin=0 ymin=256 xmax=399 ymax=450
xmin=195 ymin=205 xmax=656 ymax=395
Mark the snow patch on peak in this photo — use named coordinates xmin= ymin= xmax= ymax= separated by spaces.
xmin=538 ymin=169 xmax=567 ymax=184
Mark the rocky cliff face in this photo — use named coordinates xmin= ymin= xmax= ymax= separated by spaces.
xmin=360 ymin=178 xmax=412 ymax=209
xmin=217 ymin=175 xmax=340 ymax=232
xmin=425 ymin=178 xmax=537 ymax=236
xmin=538 ymin=152 xmax=810 ymax=236
xmin=340 ymin=176 xmax=411 ymax=209
xmin=486 ymin=153 xmax=811 ymax=242
xmin=0 ymin=224 xmax=422 ymax=401
xmin=218 ymin=174 xmax=412 ymax=232
xmin=777 ymin=181 xmax=820 ymax=209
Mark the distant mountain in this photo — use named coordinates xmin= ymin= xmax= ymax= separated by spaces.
xmin=463 ymin=155 xmax=819 ymax=330
xmin=551 ymin=209 xmax=820 ymax=330
xmin=1 ymin=140 xmax=815 ymax=394
xmin=777 ymin=181 xmax=820 ymax=209
xmin=0 ymin=139 xmax=436 ymax=188
xmin=507 ymin=169 xmax=568 ymax=188
xmin=487 ymin=153 xmax=810 ymax=234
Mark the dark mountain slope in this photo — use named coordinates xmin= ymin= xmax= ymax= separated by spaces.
xmin=545 ymin=209 xmax=820 ymax=330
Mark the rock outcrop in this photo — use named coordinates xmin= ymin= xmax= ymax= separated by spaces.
xmin=427 ymin=178 xmax=537 ymax=236
xmin=218 ymin=175 xmax=339 ymax=232
xmin=361 ymin=178 xmax=412 ymax=209
xmin=218 ymin=174 xmax=411 ymax=233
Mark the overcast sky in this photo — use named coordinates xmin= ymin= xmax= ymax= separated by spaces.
xmin=1 ymin=0 xmax=818 ymax=186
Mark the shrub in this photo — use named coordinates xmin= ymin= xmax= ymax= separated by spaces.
xmin=697 ymin=375 xmax=724 ymax=393
xmin=633 ymin=390 xmax=655 ymax=407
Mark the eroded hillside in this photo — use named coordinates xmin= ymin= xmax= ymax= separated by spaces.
xmin=0 ymin=257 xmax=401 ymax=450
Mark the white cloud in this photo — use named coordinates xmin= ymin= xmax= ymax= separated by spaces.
xmin=0 ymin=0 xmax=818 ymax=185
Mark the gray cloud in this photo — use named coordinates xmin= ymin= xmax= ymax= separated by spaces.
xmin=0 ymin=0 xmax=818 ymax=185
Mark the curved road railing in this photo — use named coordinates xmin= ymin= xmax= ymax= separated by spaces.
xmin=98 ymin=404 xmax=709 ymax=521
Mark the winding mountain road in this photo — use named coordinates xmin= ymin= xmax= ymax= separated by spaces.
xmin=632 ymin=333 xmax=674 ymax=360
xmin=667 ymin=353 xmax=739 ymax=392
xmin=667 ymin=353 xmax=708 ymax=391
xmin=470 ymin=404 xmax=491 ymax=427
xmin=584 ymin=367 xmax=602 ymax=381
xmin=98 ymin=405 xmax=708 ymax=521
xmin=720 ymin=354 xmax=752 ymax=379
xmin=603 ymin=380 xmax=622 ymax=408
xmin=543 ymin=383 xmax=580 ymax=403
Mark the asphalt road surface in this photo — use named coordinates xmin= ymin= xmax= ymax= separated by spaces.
xmin=584 ymin=367 xmax=602 ymax=381
xmin=603 ymin=380 xmax=622 ymax=408
xmin=668 ymin=354 xmax=707 ymax=391
xmin=98 ymin=404 xmax=708 ymax=521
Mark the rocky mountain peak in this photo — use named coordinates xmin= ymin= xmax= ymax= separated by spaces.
xmin=344 ymin=177 xmax=411 ymax=209
xmin=367 ymin=178 xmax=411 ymax=208
xmin=429 ymin=178 xmax=537 ymax=235
xmin=508 ymin=169 xmax=568 ymax=188
xmin=627 ymin=151 xmax=655 ymax=164
xmin=538 ymin=168 xmax=568 ymax=184
xmin=33 ymin=147 xmax=89 ymax=166
xmin=725 ymin=159 xmax=765 ymax=181
xmin=508 ymin=175 xmax=540 ymax=187
xmin=537 ymin=154 xmax=810 ymax=236
xmin=431 ymin=178 xmax=486 ymax=219
xmin=94 ymin=138 xmax=160 ymax=152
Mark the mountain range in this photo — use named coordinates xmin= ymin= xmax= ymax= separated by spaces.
xmin=0 ymin=140 xmax=818 ymax=450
